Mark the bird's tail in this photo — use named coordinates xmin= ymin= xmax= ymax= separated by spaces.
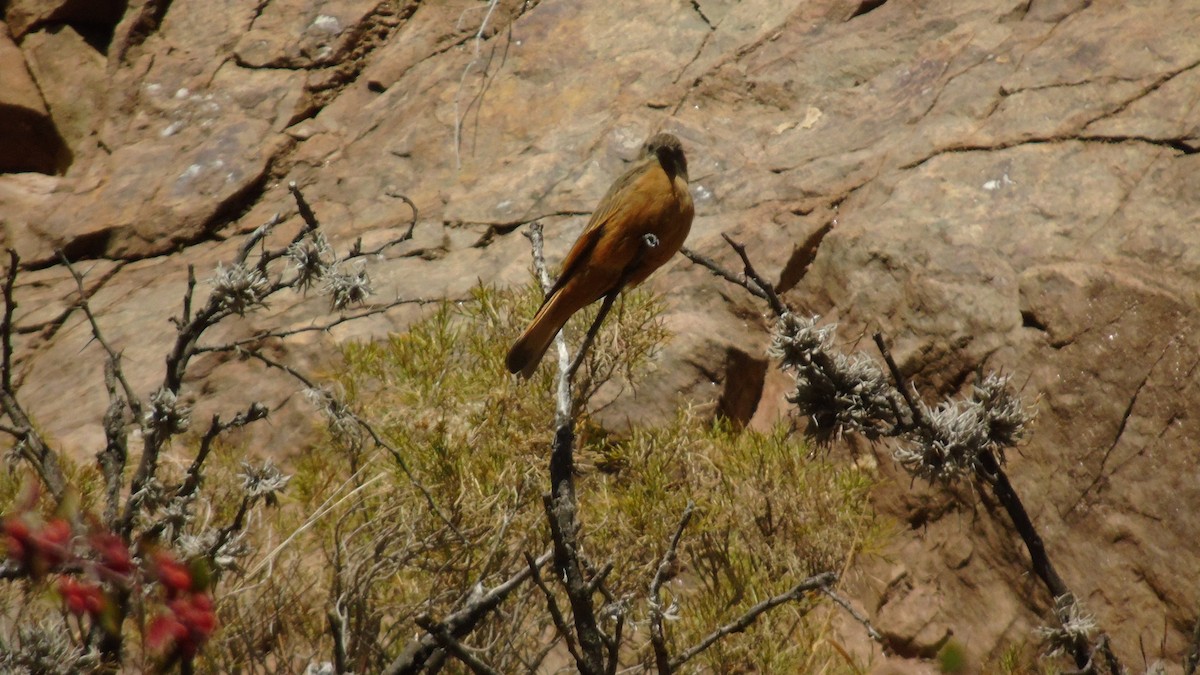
xmin=506 ymin=291 xmax=575 ymax=378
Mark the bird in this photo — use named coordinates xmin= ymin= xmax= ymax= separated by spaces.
xmin=506 ymin=132 xmax=695 ymax=378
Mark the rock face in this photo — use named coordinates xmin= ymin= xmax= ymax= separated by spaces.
xmin=2 ymin=0 xmax=1199 ymax=669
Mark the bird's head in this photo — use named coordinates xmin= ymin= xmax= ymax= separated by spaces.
xmin=644 ymin=133 xmax=688 ymax=182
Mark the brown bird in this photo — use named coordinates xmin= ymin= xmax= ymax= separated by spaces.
xmin=506 ymin=132 xmax=695 ymax=377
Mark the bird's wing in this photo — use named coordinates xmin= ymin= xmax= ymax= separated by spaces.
xmin=545 ymin=156 xmax=654 ymax=300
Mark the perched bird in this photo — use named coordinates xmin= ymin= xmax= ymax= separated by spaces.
xmin=506 ymin=132 xmax=695 ymax=377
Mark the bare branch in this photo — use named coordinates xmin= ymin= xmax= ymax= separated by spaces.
xmin=1 ymin=250 xmax=18 ymax=392
xmin=289 ymin=181 xmax=320 ymax=234
xmin=564 ymin=290 xmax=619 ymax=388
xmin=176 ymin=403 xmax=270 ymax=501
xmin=241 ymin=348 xmax=467 ymax=547
xmin=525 ymin=551 xmax=583 ymax=666
xmin=414 ymin=615 xmax=502 ymax=675
xmin=541 ymin=488 xmax=605 ymax=675
xmin=98 ymin=360 xmax=129 ymax=526
xmin=237 ymin=213 xmax=285 ymax=266
xmin=0 ymin=404 xmax=66 ymax=500
xmin=384 ymin=551 xmax=552 ymax=675
xmin=670 ymin=571 xmax=837 ymax=671
xmin=389 ymin=191 xmax=420 ymax=242
xmin=60 ymin=254 xmax=142 ymax=417
xmin=680 ymin=235 xmax=789 ymax=318
xmin=192 ymin=298 xmax=442 ymax=355
xmin=327 ymin=603 xmax=350 ymax=675
xmin=680 ymin=245 xmax=773 ymax=304
xmin=819 ymin=586 xmax=888 ymax=650
xmin=719 ymin=234 xmax=789 ymax=317
xmin=343 ymin=190 xmax=421 ymax=260
xmin=649 ymin=502 xmax=695 ymax=674
xmin=0 ymin=252 xmax=65 ymax=499
xmin=604 ymin=611 xmax=624 ymax=675
xmin=179 ymin=265 xmax=196 ymax=326
xmin=871 ymin=332 xmax=924 ymax=430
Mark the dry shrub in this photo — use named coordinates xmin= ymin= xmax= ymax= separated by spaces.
xmin=202 ymin=281 xmax=883 ymax=673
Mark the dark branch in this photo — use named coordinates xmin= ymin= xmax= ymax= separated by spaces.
xmin=384 ymin=551 xmax=552 ymax=675
xmin=60 ymin=254 xmax=141 ymax=415
xmin=0 ymin=251 xmax=66 ymax=500
xmin=649 ymin=502 xmax=695 ymax=674
xmin=870 ymin=335 xmax=1088 ymax=668
xmin=670 ymin=571 xmax=837 ymax=670
xmin=242 ymin=348 xmax=467 ymax=546
xmin=819 ymin=587 xmax=888 ymax=650
xmin=177 ymin=403 xmax=270 ymax=501
xmin=98 ymin=361 xmax=130 ymax=526
xmin=871 ymin=332 xmax=924 ymax=430
xmin=192 ymin=298 xmax=441 ymax=355
xmin=525 ymin=551 xmax=583 ymax=666
xmin=414 ymin=615 xmax=502 ymax=675
xmin=289 ymin=181 xmax=320 ymax=234
xmin=681 ymin=245 xmax=772 ymax=304
xmin=719 ymin=234 xmax=789 ymax=317
xmin=680 ymin=235 xmax=790 ymax=320
xmin=1 ymin=250 xmax=18 ymax=392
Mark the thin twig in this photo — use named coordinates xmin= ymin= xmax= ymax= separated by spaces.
xmin=680 ymin=246 xmax=771 ymax=304
xmin=819 ymin=587 xmax=887 ymax=649
xmin=1 ymin=250 xmax=18 ymax=392
xmin=238 ymin=212 xmax=285 ymax=265
xmin=564 ymin=290 xmax=618 ymax=386
xmin=289 ymin=181 xmax=320 ymax=234
xmin=525 ymin=551 xmax=583 ymax=666
xmin=871 ymin=333 xmax=925 ymax=429
xmin=60 ymin=254 xmax=142 ymax=416
xmin=669 ymin=571 xmax=838 ymax=670
xmin=0 ymin=255 xmax=66 ymax=499
xmin=452 ymin=0 xmax=502 ymax=170
xmin=98 ymin=361 xmax=129 ymax=526
xmin=192 ymin=298 xmax=442 ymax=354
xmin=414 ymin=615 xmax=502 ymax=675
xmin=239 ymin=348 xmax=466 ymax=546
xmin=327 ymin=603 xmax=349 ymax=675
xmin=177 ymin=404 xmax=269 ymax=501
xmin=384 ymin=551 xmax=552 ymax=675
xmin=721 ymin=234 xmax=788 ymax=316
xmin=649 ymin=501 xmax=696 ymax=674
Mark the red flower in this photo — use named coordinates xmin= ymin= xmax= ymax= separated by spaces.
xmin=58 ymin=576 xmax=105 ymax=617
xmin=2 ymin=516 xmax=72 ymax=575
xmin=35 ymin=519 xmax=72 ymax=567
xmin=2 ymin=517 xmax=32 ymax=564
xmin=147 ymin=613 xmax=188 ymax=651
xmin=90 ymin=532 xmax=134 ymax=576
xmin=149 ymin=592 xmax=218 ymax=657
xmin=151 ymin=550 xmax=192 ymax=596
